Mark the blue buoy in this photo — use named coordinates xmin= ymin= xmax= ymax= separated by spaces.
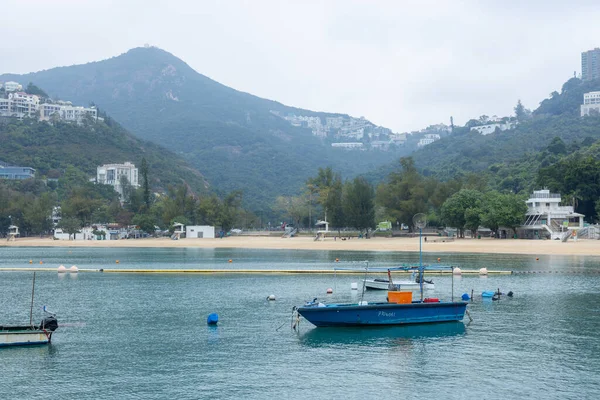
xmin=461 ymin=293 xmax=470 ymax=301
xmin=207 ymin=313 xmax=219 ymax=325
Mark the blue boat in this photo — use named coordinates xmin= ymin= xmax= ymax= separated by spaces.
xmin=297 ymin=213 xmax=468 ymax=328
xmin=297 ymin=299 xmax=467 ymax=327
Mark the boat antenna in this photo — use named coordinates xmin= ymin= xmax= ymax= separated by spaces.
xmin=413 ymin=213 xmax=427 ymax=302
xmin=360 ymin=261 xmax=368 ymax=303
xmin=29 ymin=271 xmax=36 ymax=328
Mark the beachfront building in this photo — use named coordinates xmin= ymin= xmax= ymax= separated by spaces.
xmin=96 ymin=162 xmax=139 ymax=198
xmin=581 ymin=91 xmax=600 ymax=116
xmin=519 ymin=189 xmax=584 ymax=240
xmin=185 ymin=225 xmax=215 ymax=239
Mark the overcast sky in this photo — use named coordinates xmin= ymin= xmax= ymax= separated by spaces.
xmin=2 ymin=0 xmax=600 ymax=132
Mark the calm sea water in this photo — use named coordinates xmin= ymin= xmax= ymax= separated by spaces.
xmin=2 ymin=247 xmax=600 ymax=399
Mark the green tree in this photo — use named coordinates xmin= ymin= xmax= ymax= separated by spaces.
xmin=376 ymin=157 xmax=429 ymax=231
xmin=197 ymin=195 xmax=222 ymax=226
xmin=464 ymin=207 xmax=482 ymax=237
xmin=480 ymin=191 xmax=503 ymax=237
xmin=58 ymin=217 xmax=81 ymax=240
xmin=26 ymin=82 xmax=49 ymax=98
xmin=499 ymin=193 xmax=528 ymax=236
xmin=220 ymin=191 xmax=242 ymax=232
xmin=274 ymin=196 xmax=307 ymax=230
xmin=306 ymin=167 xmax=343 ymax=226
xmin=440 ymin=189 xmax=483 ymax=238
xmin=132 ymin=213 xmax=157 ymax=235
xmin=140 ymin=157 xmax=151 ymax=210
xmin=23 ymin=192 xmax=55 ymax=236
xmin=343 ymin=177 xmax=375 ymax=233
xmin=547 ymin=137 xmax=567 ymax=155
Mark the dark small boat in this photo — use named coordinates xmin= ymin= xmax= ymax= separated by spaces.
xmin=0 ymin=316 xmax=58 ymax=347
xmin=1 ymin=272 xmax=58 ymax=347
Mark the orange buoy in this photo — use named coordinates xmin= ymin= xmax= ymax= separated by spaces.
xmin=228 ymin=259 xmax=233 ymax=263
xmin=536 ymin=258 xmax=539 ymax=261
xmin=39 ymin=261 xmax=43 ymax=264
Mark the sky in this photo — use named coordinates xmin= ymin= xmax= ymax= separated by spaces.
xmin=2 ymin=0 xmax=600 ymax=133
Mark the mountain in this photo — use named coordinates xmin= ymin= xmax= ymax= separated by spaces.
xmin=1 ymin=47 xmax=404 ymax=211
xmin=0 ymin=117 xmax=208 ymax=193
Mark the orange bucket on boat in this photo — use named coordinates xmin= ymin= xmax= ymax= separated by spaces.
xmin=387 ymin=291 xmax=412 ymax=304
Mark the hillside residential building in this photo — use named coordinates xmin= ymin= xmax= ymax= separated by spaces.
xmin=331 ymin=142 xmax=364 ymax=149
xmin=0 ymin=81 xmax=97 ymax=123
xmin=581 ymin=48 xmax=600 ymax=81
xmin=3 ymin=81 xmax=23 ymax=92
xmin=417 ymin=133 xmax=441 ymax=147
xmin=470 ymin=122 xmax=514 ymax=135
xmin=96 ymin=162 xmax=139 ymax=197
xmin=519 ymin=189 xmax=584 ymax=240
xmin=0 ymin=163 xmax=35 ymax=180
xmin=580 ymin=91 xmax=600 ymax=116
xmin=0 ymin=92 xmax=40 ymax=118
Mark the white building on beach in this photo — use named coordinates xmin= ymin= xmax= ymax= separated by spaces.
xmin=519 ymin=189 xmax=584 ymax=240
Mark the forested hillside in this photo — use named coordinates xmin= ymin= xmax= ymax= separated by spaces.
xmin=1 ymin=47 xmax=404 ymax=211
xmin=0 ymin=118 xmax=208 ymax=193
xmin=366 ymin=77 xmax=600 ymax=191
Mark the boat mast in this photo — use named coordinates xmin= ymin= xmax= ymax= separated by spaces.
xmin=29 ymin=271 xmax=36 ymax=328
xmin=413 ymin=213 xmax=427 ymax=302
xmin=360 ymin=261 xmax=368 ymax=303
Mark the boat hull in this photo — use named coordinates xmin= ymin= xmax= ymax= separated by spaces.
xmin=363 ymin=279 xmax=434 ymax=291
xmin=0 ymin=328 xmax=52 ymax=347
xmin=298 ymin=301 xmax=467 ymax=327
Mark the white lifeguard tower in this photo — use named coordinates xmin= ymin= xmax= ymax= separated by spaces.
xmin=521 ymin=189 xmax=584 ymax=240
xmin=314 ymin=219 xmax=330 ymax=241
xmin=171 ymin=222 xmax=185 ymax=240
xmin=7 ymin=225 xmax=19 ymax=241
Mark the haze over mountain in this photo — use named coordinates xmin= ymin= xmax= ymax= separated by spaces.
xmin=1 ymin=47 xmax=405 ymax=211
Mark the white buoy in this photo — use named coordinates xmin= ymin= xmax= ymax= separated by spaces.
xmin=479 ymin=267 xmax=488 ymax=276
xmin=326 ymin=288 xmax=333 ymax=294
xmin=267 ymin=294 xmax=276 ymax=301
xmin=69 ymin=265 xmax=79 ymax=273
xmin=350 ymin=282 xmax=358 ymax=290
xmin=57 ymin=265 xmax=66 ymax=273
xmin=453 ymin=267 xmax=462 ymax=275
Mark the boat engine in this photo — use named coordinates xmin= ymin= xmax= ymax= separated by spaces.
xmin=39 ymin=316 xmax=58 ymax=332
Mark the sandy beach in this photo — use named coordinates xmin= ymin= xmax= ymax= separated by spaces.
xmin=1 ymin=235 xmax=598 ymax=256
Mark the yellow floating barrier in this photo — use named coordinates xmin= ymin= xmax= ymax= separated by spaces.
xmin=0 ymin=267 xmax=514 ymax=275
